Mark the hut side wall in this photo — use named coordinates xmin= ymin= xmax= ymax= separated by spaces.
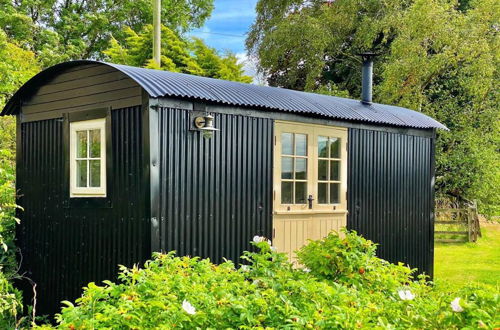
xmin=156 ymin=107 xmax=273 ymax=263
xmin=347 ymin=128 xmax=434 ymax=277
xmin=16 ymin=107 xmax=150 ymax=316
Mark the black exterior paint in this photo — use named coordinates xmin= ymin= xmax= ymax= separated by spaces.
xmin=347 ymin=128 xmax=434 ymax=277
xmin=156 ymin=108 xmax=274 ymax=263
xmin=16 ymin=107 xmax=150 ymax=316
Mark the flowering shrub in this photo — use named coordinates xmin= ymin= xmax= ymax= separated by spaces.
xmin=42 ymin=232 xmax=498 ymax=329
xmin=297 ymin=229 xmax=416 ymax=291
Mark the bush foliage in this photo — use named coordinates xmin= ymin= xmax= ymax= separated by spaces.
xmin=39 ymin=231 xmax=499 ymax=329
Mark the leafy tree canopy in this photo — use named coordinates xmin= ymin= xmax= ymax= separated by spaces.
xmin=0 ymin=0 xmax=214 ymax=66
xmin=247 ymin=0 xmax=500 ymax=217
xmin=104 ymin=25 xmax=252 ymax=83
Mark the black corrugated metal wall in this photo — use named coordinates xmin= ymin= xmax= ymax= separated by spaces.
xmin=157 ymin=108 xmax=273 ymax=263
xmin=17 ymin=106 xmax=150 ymax=316
xmin=347 ymin=128 xmax=434 ymax=277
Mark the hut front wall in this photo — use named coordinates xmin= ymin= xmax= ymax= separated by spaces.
xmin=156 ymin=107 xmax=274 ymax=263
xmin=16 ymin=106 xmax=150 ymax=316
xmin=21 ymin=64 xmax=142 ymax=119
xmin=347 ymin=128 xmax=434 ymax=277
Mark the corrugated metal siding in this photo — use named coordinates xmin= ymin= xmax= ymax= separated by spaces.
xmin=17 ymin=107 xmax=150 ymax=316
xmin=2 ymin=61 xmax=447 ymax=130
xmin=157 ymin=108 xmax=273 ymax=263
xmin=347 ymin=128 xmax=434 ymax=277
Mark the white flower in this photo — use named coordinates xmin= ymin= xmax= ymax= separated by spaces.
xmin=450 ymin=297 xmax=464 ymax=312
xmin=398 ymin=289 xmax=415 ymax=301
xmin=253 ymin=236 xmax=271 ymax=245
xmin=182 ymin=299 xmax=196 ymax=315
xmin=253 ymin=235 xmax=265 ymax=243
xmin=303 ymin=267 xmax=311 ymax=273
xmin=267 ymin=239 xmax=272 ymax=245
xmin=240 ymin=265 xmax=250 ymax=272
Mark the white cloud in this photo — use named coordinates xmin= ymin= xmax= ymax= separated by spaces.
xmin=236 ymin=52 xmax=267 ymax=85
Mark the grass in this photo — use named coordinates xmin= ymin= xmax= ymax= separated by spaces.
xmin=434 ymin=222 xmax=500 ymax=289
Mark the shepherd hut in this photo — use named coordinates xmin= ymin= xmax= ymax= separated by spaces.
xmin=1 ymin=58 xmax=446 ymax=315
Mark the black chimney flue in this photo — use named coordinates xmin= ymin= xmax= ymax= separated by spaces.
xmin=358 ymin=52 xmax=378 ymax=105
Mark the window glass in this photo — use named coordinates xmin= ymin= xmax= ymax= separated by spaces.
xmin=330 ymin=160 xmax=340 ymax=181
xmin=281 ymin=181 xmax=293 ymax=204
xmin=318 ymin=160 xmax=328 ymax=180
xmin=90 ymin=160 xmax=101 ymax=187
xmin=76 ymin=131 xmax=87 ymax=158
xmin=295 ymin=182 xmax=307 ymax=204
xmin=295 ymin=158 xmax=307 ymax=180
xmin=318 ymin=183 xmax=328 ymax=204
xmin=295 ymin=134 xmax=307 ymax=156
xmin=330 ymin=137 xmax=340 ymax=158
xmin=76 ymin=160 xmax=87 ymax=187
xmin=318 ymin=136 xmax=328 ymax=158
xmin=281 ymin=157 xmax=293 ymax=179
xmin=282 ymin=133 xmax=293 ymax=155
xmin=330 ymin=183 xmax=340 ymax=204
xmin=89 ymin=129 xmax=101 ymax=158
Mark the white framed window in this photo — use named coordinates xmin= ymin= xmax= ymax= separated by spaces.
xmin=70 ymin=118 xmax=106 ymax=197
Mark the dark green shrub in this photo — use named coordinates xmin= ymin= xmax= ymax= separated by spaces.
xmin=0 ymin=267 xmax=23 ymax=328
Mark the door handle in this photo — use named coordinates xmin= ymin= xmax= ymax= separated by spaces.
xmin=307 ymin=195 xmax=314 ymax=209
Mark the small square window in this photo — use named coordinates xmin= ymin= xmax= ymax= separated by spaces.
xmin=70 ymin=118 xmax=106 ymax=197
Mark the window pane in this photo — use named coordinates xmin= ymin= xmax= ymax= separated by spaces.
xmin=330 ymin=137 xmax=340 ymax=158
xmin=281 ymin=182 xmax=293 ymax=204
xmin=89 ymin=160 xmax=101 ymax=187
xmin=318 ymin=183 xmax=328 ymax=204
xmin=295 ymin=182 xmax=307 ymax=204
xmin=330 ymin=160 xmax=340 ymax=181
xmin=282 ymin=133 xmax=293 ymax=155
xmin=281 ymin=157 xmax=293 ymax=179
xmin=318 ymin=160 xmax=328 ymax=180
xmin=89 ymin=129 xmax=101 ymax=158
xmin=295 ymin=134 xmax=307 ymax=156
xmin=76 ymin=131 xmax=87 ymax=158
xmin=330 ymin=183 xmax=340 ymax=204
xmin=76 ymin=160 xmax=87 ymax=187
xmin=295 ymin=158 xmax=307 ymax=180
xmin=318 ymin=136 xmax=328 ymax=158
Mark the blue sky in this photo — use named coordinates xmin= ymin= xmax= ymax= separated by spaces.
xmin=189 ymin=0 xmax=258 ymax=55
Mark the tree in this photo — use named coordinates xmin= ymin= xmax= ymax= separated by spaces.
xmin=247 ymin=0 xmax=500 ymax=217
xmin=0 ymin=0 xmax=214 ymax=66
xmin=104 ymin=25 xmax=252 ymax=83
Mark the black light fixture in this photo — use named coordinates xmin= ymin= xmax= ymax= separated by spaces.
xmin=193 ymin=113 xmax=218 ymax=138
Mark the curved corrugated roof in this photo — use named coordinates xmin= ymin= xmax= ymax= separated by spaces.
xmin=1 ymin=60 xmax=446 ymax=129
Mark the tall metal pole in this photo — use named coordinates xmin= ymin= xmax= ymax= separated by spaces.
xmin=153 ymin=0 xmax=161 ymax=67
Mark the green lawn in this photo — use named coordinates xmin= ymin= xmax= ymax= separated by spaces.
xmin=434 ymin=223 xmax=500 ymax=289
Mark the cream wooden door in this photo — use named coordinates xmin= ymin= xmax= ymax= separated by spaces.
xmin=273 ymin=121 xmax=348 ymax=262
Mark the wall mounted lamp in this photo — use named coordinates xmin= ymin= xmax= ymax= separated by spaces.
xmin=193 ymin=113 xmax=218 ymax=138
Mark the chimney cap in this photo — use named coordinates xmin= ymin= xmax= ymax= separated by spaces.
xmin=356 ymin=52 xmax=381 ymax=61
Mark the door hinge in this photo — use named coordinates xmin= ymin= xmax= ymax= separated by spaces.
xmin=273 ymin=228 xmax=275 ymax=239
xmin=274 ymin=135 xmax=277 ymax=146
xmin=273 ymin=190 xmax=276 ymax=200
